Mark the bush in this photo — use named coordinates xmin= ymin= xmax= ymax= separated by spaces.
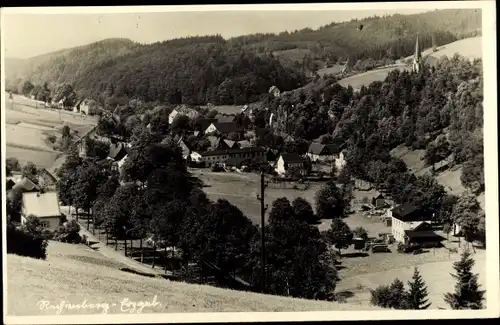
xmin=46 ymin=134 xmax=57 ymax=144
xmin=54 ymin=220 xmax=82 ymax=244
xmin=7 ymin=222 xmax=48 ymax=259
xmin=370 ymin=278 xmax=410 ymax=309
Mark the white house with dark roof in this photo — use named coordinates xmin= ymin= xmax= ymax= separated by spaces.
xmin=168 ymin=105 xmax=200 ymax=125
xmin=201 ymin=147 xmax=267 ymax=167
xmin=21 ymin=191 xmax=62 ymax=230
xmin=276 ymin=153 xmax=306 ymax=176
xmin=306 ymin=142 xmax=339 ymax=162
xmin=389 ymin=203 xmax=443 ymax=247
xmin=269 ymin=86 xmax=281 ymax=98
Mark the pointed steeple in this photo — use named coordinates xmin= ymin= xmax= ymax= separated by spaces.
xmin=412 ymin=33 xmax=423 ymax=73
xmin=414 ymin=33 xmax=422 ymax=61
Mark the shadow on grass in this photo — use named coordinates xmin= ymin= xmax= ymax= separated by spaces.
xmin=341 ymin=252 xmax=369 ymax=258
xmin=335 ymin=290 xmax=355 ymax=300
xmin=120 ymin=267 xmax=156 ymax=278
xmin=335 ymin=265 xmax=346 ymax=271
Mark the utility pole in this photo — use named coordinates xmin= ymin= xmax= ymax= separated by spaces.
xmin=256 ymin=172 xmax=268 ymax=293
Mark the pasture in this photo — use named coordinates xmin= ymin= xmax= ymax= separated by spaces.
xmin=336 ymin=245 xmax=486 ymax=309
xmin=336 ymin=65 xmax=410 ymax=91
xmin=201 ymin=105 xmax=242 ymax=115
xmin=5 ymin=94 xmax=97 ymax=169
xmin=6 ymin=241 xmax=382 ymax=316
xmin=317 ymin=64 xmax=345 ymax=77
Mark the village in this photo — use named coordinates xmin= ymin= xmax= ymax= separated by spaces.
xmin=4 ymin=6 xmax=490 ymax=316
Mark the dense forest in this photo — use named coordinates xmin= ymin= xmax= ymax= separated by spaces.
xmin=5 ymin=9 xmax=481 ymax=107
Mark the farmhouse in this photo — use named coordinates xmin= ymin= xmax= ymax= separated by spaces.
xmin=204 ymin=122 xmax=244 ymax=140
xmin=389 ymin=203 xmax=443 ymax=247
xmin=269 ymin=85 xmax=281 ymax=98
xmin=276 ymin=153 xmax=306 ymax=176
xmin=194 ymin=118 xmax=218 ymax=132
xmin=21 ymin=192 xmax=62 ymax=230
xmin=306 ymin=142 xmax=339 ymax=162
xmin=168 ymin=105 xmax=200 ymax=125
xmin=201 ymin=147 xmax=267 ymax=167
xmin=12 ymin=178 xmax=41 ymax=194
xmin=108 ymin=142 xmax=128 ymax=161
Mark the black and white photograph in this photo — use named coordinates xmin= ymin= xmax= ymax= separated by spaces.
xmin=1 ymin=2 xmax=498 ymax=323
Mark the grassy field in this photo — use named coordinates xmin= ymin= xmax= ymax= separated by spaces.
xmin=336 ymin=246 xmax=486 ymax=309
xmin=317 ymin=64 xmax=345 ymax=77
xmin=6 ymin=241 xmax=383 ymax=316
xmin=424 ymin=36 xmax=482 ymax=62
xmin=201 ymin=105 xmax=242 ymax=115
xmin=194 ymin=170 xmax=323 ymax=225
xmin=336 ymin=65 xmax=410 ymax=91
xmin=5 ymin=94 xmax=97 ymax=169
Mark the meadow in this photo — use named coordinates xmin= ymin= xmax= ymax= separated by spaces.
xmin=6 ymin=241 xmax=382 ymax=316
xmin=5 ymin=94 xmax=97 ymax=169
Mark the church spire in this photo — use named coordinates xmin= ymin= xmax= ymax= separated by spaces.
xmin=412 ymin=33 xmax=423 ymax=73
xmin=414 ymin=33 xmax=422 ymax=60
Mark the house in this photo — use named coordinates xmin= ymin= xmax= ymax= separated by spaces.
xmin=206 ymin=136 xmax=232 ymax=151
xmin=74 ymin=99 xmax=94 ymax=115
xmin=215 ymin=115 xmax=236 ymax=123
xmin=269 ymin=85 xmax=281 ymax=98
xmin=168 ymin=105 xmax=200 ymax=125
xmin=190 ymin=151 xmax=203 ymax=163
xmin=108 ymin=142 xmax=128 ymax=161
xmin=371 ymin=192 xmax=389 ymax=209
xmin=335 ymin=149 xmax=348 ymax=171
xmin=204 ymin=122 xmax=244 ymax=139
xmin=194 ymin=118 xmax=218 ymax=132
xmin=12 ymin=178 xmax=40 ymax=193
xmin=276 ymin=153 xmax=306 ymax=176
xmin=390 ymin=203 xmax=442 ymax=247
xmin=201 ymin=147 xmax=267 ymax=168
xmin=21 ymin=192 xmax=62 ymax=230
xmin=237 ymin=140 xmax=252 ymax=149
xmin=266 ymin=148 xmax=279 ymax=163
xmin=306 ymin=143 xmax=339 ymax=162
xmin=37 ymin=168 xmax=57 ymax=190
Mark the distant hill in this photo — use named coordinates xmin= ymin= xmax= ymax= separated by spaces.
xmin=4 ymin=9 xmax=481 ymax=107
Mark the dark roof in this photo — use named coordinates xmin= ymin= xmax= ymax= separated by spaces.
xmin=216 ymin=115 xmax=235 ymax=123
xmin=210 ymin=122 xmax=243 ymax=134
xmin=108 ymin=143 xmax=127 ymax=161
xmin=308 ymin=142 xmax=327 ymax=155
xmin=280 ymin=153 xmax=305 ymax=163
xmin=392 ymin=203 xmax=419 ymax=218
xmin=195 ymin=118 xmax=218 ymax=131
xmin=201 ymin=146 xmax=266 ymax=157
xmin=6 ymin=179 xmax=16 ymax=190
xmin=404 ymin=230 xmax=444 ymax=241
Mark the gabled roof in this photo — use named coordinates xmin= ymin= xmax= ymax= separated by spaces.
xmin=207 ymin=136 xmax=221 ymax=150
xmin=108 ymin=142 xmax=127 ymax=161
xmin=195 ymin=118 xmax=218 ymax=131
xmin=391 ymin=203 xmax=431 ymax=222
xmin=280 ymin=153 xmax=305 ymax=164
xmin=6 ymin=179 xmax=16 ymax=190
xmin=223 ymin=139 xmax=236 ymax=148
xmin=392 ymin=203 xmax=418 ymax=218
xmin=404 ymin=230 xmax=443 ymax=241
xmin=209 ymin=122 xmax=243 ymax=134
xmin=13 ymin=178 xmax=40 ymax=192
xmin=22 ymin=191 xmax=61 ymax=218
xmin=307 ymin=142 xmax=336 ymax=155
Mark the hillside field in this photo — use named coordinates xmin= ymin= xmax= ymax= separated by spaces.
xmin=4 ymin=93 xmax=97 ymax=169
xmin=6 ymin=241 xmax=383 ymax=316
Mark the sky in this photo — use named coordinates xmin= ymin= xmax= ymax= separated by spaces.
xmin=2 ymin=7 xmax=432 ymax=59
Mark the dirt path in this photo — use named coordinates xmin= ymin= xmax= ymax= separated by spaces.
xmin=60 ymin=206 xmax=170 ymax=277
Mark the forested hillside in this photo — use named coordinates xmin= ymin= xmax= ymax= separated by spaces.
xmin=5 ymin=9 xmax=481 ymax=107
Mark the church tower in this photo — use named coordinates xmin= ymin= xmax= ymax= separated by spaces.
xmin=412 ymin=33 xmax=423 ymax=73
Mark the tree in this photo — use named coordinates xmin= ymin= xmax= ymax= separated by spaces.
xmin=22 ymin=161 xmax=39 ymax=184
xmin=85 ymin=137 xmax=110 ymax=160
xmin=315 ymin=181 xmax=346 ymax=219
xmin=326 ymin=218 xmax=353 ymax=254
xmin=407 ymin=267 xmax=431 ymax=309
xmin=370 ymin=278 xmax=410 ymax=309
xmin=353 ymin=226 xmax=368 ymax=240
xmin=21 ymin=81 xmax=34 ymax=96
xmin=6 ymin=157 xmax=21 ymax=176
xmin=292 ymin=197 xmax=318 ymax=224
xmin=444 ymin=249 xmax=485 ymax=309
xmin=171 ymin=114 xmax=192 ymax=136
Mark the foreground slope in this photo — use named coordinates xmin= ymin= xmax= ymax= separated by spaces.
xmin=6 ymin=241 xmax=382 ymax=316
